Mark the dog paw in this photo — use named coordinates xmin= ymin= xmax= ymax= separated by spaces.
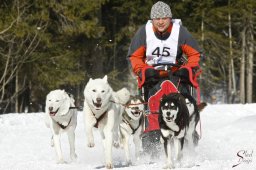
xmin=135 ymin=155 xmax=141 ymax=162
xmin=105 ymin=163 xmax=113 ymax=169
xmin=163 ymin=163 xmax=174 ymax=169
xmin=174 ymin=162 xmax=181 ymax=168
xmin=126 ymin=160 xmax=132 ymax=166
xmin=57 ymin=159 xmax=67 ymax=164
xmin=70 ymin=153 xmax=78 ymax=161
xmin=135 ymin=150 xmax=143 ymax=160
xmin=87 ymin=142 xmax=95 ymax=148
xmin=113 ymin=141 xmax=120 ymax=148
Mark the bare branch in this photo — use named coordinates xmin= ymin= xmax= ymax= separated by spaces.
xmin=0 ymin=19 xmax=17 ymax=35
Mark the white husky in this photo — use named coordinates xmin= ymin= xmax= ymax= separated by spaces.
xmin=44 ymin=89 xmax=77 ymax=163
xmin=83 ymin=75 xmax=130 ymax=169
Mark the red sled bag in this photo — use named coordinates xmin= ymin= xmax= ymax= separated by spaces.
xmin=144 ymin=80 xmax=179 ymax=133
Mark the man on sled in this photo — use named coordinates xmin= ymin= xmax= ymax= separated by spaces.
xmin=127 ymin=1 xmax=205 ymax=158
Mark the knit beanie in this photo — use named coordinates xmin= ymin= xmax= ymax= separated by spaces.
xmin=150 ymin=1 xmax=172 ymax=19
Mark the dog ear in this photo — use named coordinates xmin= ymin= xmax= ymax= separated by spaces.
xmin=160 ymin=94 xmax=167 ymax=103
xmin=60 ymin=93 xmax=71 ymax=115
xmin=88 ymin=78 xmax=93 ymax=83
xmin=198 ymin=102 xmax=207 ymax=112
xmin=103 ymin=75 xmax=108 ymax=83
xmin=61 ymin=89 xmax=66 ymax=95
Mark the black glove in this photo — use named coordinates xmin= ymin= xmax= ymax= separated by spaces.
xmin=174 ymin=68 xmax=189 ymax=81
xmin=139 ymin=68 xmax=160 ymax=88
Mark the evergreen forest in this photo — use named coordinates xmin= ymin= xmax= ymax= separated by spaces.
xmin=0 ymin=0 xmax=255 ymax=113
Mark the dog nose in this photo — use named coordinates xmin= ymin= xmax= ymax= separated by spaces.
xmin=166 ymin=112 xmax=170 ymax=116
xmin=96 ymin=98 xmax=101 ymax=103
xmin=49 ymin=107 xmax=53 ymax=111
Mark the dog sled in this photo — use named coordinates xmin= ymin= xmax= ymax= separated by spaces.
xmin=136 ymin=63 xmax=203 ymax=158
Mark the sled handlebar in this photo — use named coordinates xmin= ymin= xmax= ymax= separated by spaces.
xmin=152 ymin=63 xmax=180 ymax=71
xmin=152 ymin=63 xmax=180 ymax=67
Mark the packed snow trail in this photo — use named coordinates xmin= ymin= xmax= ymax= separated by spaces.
xmin=0 ymin=104 xmax=255 ymax=170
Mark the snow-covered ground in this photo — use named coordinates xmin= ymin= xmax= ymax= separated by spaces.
xmin=0 ymin=104 xmax=256 ymax=170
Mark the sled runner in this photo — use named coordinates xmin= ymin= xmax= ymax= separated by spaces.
xmin=137 ymin=63 xmax=203 ymax=158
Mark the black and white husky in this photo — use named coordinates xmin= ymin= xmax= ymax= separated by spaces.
xmin=119 ymin=95 xmax=145 ymax=166
xmin=158 ymin=93 xmax=189 ymax=169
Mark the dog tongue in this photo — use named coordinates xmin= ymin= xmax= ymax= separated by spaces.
xmin=95 ymin=103 xmax=101 ymax=108
xmin=49 ymin=108 xmax=59 ymax=116
xmin=133 ymin=111 xmax=140 ymax=116
xmin=49 ymin=112 xmax=56 ymax=116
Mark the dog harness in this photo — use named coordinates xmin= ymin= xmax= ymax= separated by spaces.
xmin=55 ymin=107 xmax=77 ymax=129
xmin=93 ymin=111 xmax=107 ymax=128
xmin=122 ymin=113 xmax=143 ymax=134
xmin=57 ymin=118 xmax=72 ymax=129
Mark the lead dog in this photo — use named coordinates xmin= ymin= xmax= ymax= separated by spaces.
xmin=44 ymin=89 xmax=77 ymax=163
xmin=83 ymin=75 xmax=130 ymax=169
xmin=159 ymin=93 xmax=189 ymax=169
xmin=119 ymin=95 xmax=144 ymax=165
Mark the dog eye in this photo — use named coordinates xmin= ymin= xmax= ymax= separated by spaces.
xmin=132 ymin=107 xmax=139 ymax=110
xmin=170 ymin=106 xmax=177 ymax=110
xmin=92 ymin=89 xmax=96 ymax=92
xmin=101 ymin=90 xmax=105 ymax=93
xmin=162 ymin=106 xmax=168 ymax=110
xmin=56 ymin=100 xmax=59 ymax=102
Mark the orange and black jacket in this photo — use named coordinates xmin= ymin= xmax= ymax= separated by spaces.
xmin=127 ymin=22 xmax=201 ymax=76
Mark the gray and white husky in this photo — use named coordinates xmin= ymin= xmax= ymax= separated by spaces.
xmin=119 ymin=95 xmax=145 ymax=165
